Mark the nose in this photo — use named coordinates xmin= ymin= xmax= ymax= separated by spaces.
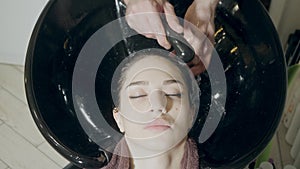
xmin=149 ymin=89 xmax=167 ymax=114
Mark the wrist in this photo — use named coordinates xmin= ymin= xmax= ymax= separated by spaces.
xmin=123 ymin=0 xmax=168 ymax=5
xmin=157 ymin=0 xmax=168 ymax=5
xmin=194 ymin=0 xmax=219 ymax=7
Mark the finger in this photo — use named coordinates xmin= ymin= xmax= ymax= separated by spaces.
xmin=126 ymin=13 xmax=157 ymax=39
xmin=125 ymin=0 xmax=164 ymax=38
xmin=201 ymin=38 xmax=214 ymax=68
xmin=163 ymin=2 xmax=183 ymax=34
xmin=187 ymin=54 xmax=200 ymax=67
xmin=184 ymin=26 xmax=205 ymax=56
xmin=156 ymin=34 xmax=171 ymax=49
xmin=125 ymin=13 xmax=147 ymax=31
xmin=206 ymin=22 xmax=215 ymax=43
xmin=190 ymin=62 xmax=206 ymax=76
xmin=149 ymin=13 xmax=171 ymax=49
xmin=183 ymin=27 xmax=195 ymax=46
xmin=144 ymin=33 xmax=156 ymax=39
xmin=184 ymin=25 xmax=212 ymax=71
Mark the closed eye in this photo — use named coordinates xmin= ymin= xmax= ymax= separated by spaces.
xmin=129 ymin=94 xmax=148 ymax=99
xmin=165 ymin=93 xmax=181 ymax=98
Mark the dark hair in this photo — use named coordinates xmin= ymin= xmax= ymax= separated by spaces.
xmin=111 ymin=48 xmax=200 ymax=110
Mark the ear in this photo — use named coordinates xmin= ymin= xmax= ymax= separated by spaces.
xmin=113 ymin=107 xmax=125 ymax=133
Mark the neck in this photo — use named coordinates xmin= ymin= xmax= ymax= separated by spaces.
xmin=126 ymin=137 xmax=187 ymax=169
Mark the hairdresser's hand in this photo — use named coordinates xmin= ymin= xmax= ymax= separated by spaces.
xmin=184 ymin=0 xmax=219 ymax=75
xmin=124 ymin=0 xmax=183 ymax=49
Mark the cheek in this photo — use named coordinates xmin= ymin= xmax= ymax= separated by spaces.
xmin=122 ymin=117 xmax=138 ymax=131
xmin=175 ymin=105 xmax=193 ymax=124
xmin=129 ymin=98 xmax=151 ymax=112
xmin=166 ymin=97 xmax=181 ymax=111
xmin=122 ymin=118 xmax=145 ymax=137
xmin=170 ymin=96 xmax=189 ymax=112
xmin=120 ymin=95 xmax=148 ymax=112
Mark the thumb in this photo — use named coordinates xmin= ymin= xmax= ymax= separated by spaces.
xmin=163 ymin=2 xmax=183 ymax=34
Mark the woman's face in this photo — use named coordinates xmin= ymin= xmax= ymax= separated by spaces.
xmin=116 ymin=55 xmax=195 ymax=154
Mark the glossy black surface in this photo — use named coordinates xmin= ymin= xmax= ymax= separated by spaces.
xmin=162 ymin=15 xmax=195 ymax=63
xmin=25 ymin=0 xmax=286 ymax=168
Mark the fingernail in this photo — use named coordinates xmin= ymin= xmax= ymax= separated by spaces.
xmin=177 ymin=25 xmax=184 ymax=33
xmin=161 ymin=39 xmax=171 ymax=49
xmin=164 ymin=42 xmax=171 ymax=49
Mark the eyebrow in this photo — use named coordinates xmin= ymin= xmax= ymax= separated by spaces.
xmin=126 ymin=79 xmax=183 ymax=88
xmin=163 ymin=79 xmax=183 ymax=85
xmin=126 ymin=81 xmax=149 ymax=88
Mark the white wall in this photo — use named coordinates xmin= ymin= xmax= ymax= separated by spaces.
xmin=1 ymin=0 xmax=299 ymax=65
xmin=269 ymin=0 xmax=300 ymax=48
xmin=269 ymin=0 xmax=287 ymax=29
xmin=0 ymin=0 xmax=48 ymax=65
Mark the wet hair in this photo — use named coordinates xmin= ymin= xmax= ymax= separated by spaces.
xmin=111 ymin=48 xmax=200 ymax=111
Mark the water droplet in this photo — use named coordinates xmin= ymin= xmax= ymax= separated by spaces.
xmin=214 ymin=93 xmax=220 ymax=99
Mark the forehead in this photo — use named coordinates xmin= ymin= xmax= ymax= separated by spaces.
xmin=124 ymin=55 xmax=184 ymax=84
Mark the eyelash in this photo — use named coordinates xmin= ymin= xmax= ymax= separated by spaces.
xmin=129 ymin=93 xmax=181 ymax=99
xmin=166 ymin=93 xmax=182 ymax=98
xmin=129 ymin=95 xmax=147 ymax=99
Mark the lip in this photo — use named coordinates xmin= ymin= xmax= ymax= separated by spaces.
xmin=144 ymin=118 xmax=171 ymax=131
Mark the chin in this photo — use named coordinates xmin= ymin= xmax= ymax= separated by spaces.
xmin=144 ymin=135 xmax=185 ymax=154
